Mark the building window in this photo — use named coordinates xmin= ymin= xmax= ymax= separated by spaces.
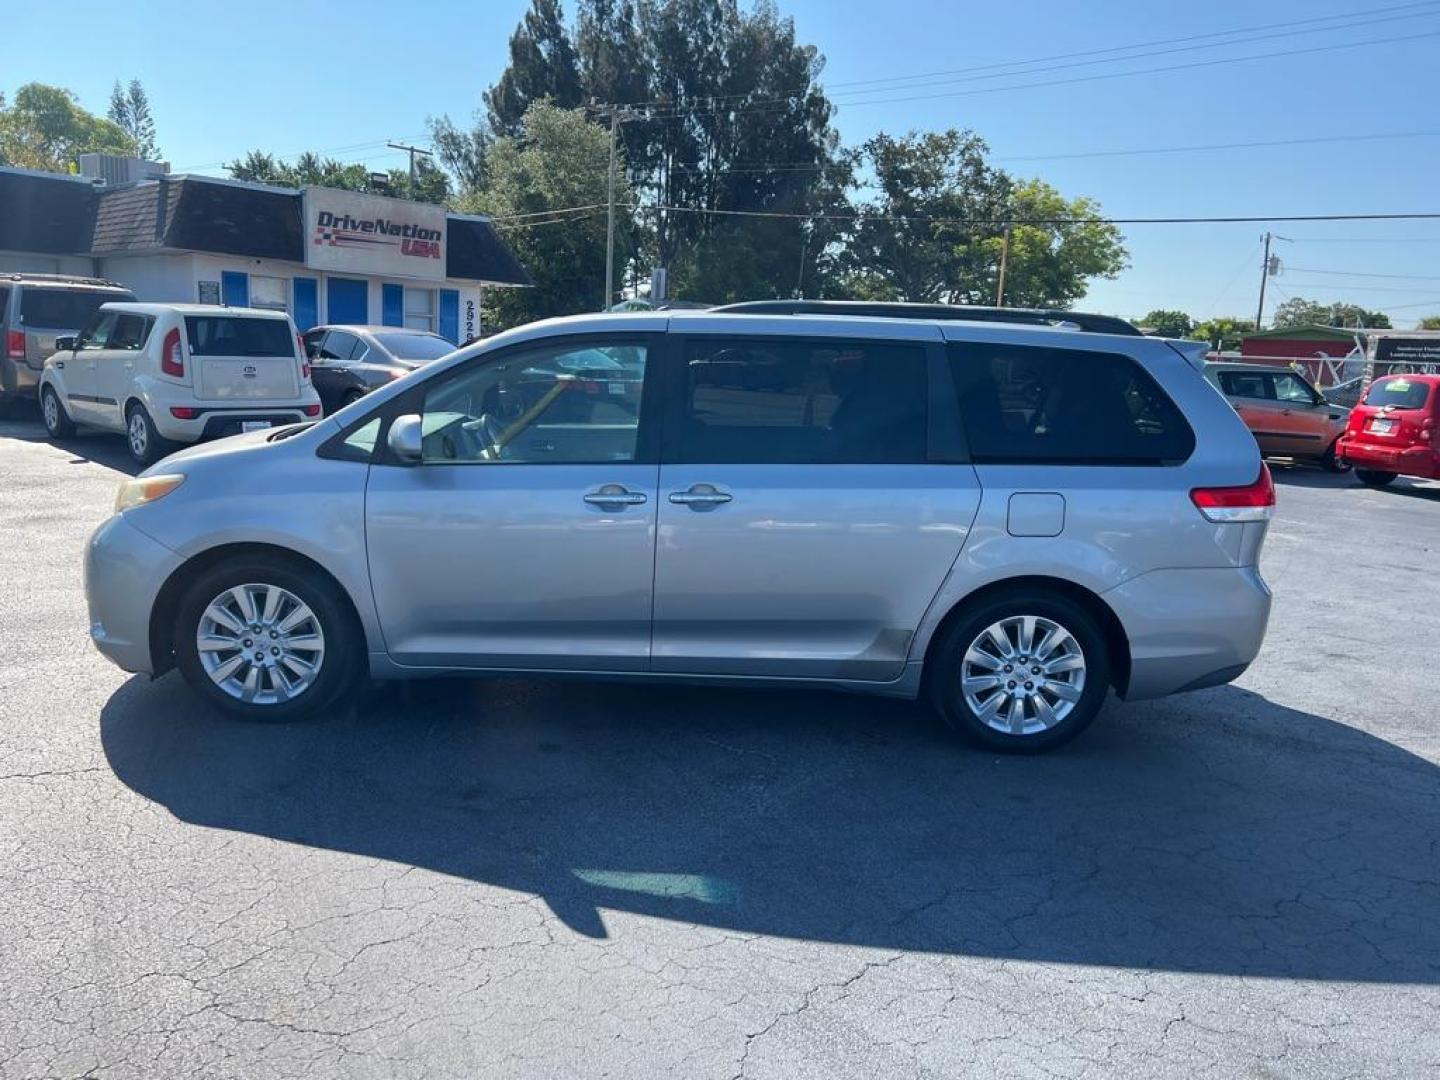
xmin=404 ymin=287 xmax=435 ymax=332
xmin=250 ymin=275 xmax=288 ymax=311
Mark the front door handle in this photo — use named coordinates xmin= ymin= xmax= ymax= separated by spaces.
xmin=583 ymin=484 xmax=648 ymax=508
xmin=668 ymin=483 xmax=733 ymax=509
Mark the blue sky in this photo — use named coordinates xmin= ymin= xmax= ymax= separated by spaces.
xmin=11 ymin=0 xmax=1440 ymax=324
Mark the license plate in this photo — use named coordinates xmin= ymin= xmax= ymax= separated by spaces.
xmin=241 ymin=421 xmax=272 ymax=433
xmin=1370 ymin=418 xmax=1396 ymax=434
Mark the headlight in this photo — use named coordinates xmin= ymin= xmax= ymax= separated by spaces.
xmin=115 ymin=474 xmax=185 ymax=513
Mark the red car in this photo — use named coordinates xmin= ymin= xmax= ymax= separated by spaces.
xmin=1337 ymin=373 xmax=1440 ymax=486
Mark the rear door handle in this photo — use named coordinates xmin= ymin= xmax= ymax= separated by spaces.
xmin=583 ymin=484 xmax=648 ymax=508
xmin=668 ymin=483 xmax=733 ymax=509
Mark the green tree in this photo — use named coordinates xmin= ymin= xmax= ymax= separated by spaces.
xmin=1272 ymin=297 xmax=1391 ymax=329
xmin=459 ymin=102 xmax=632 ymax=327
xmin=107 ymin=78 xmax=159 ymax=159
xmin=1138 ymin=309 xmax=1195 ymax=337
xmin=1189 ymin=316 xmax=1253 ymax=351
xmin=1417 ymin=316 xmax=1440 ymax=330
xmin=428 ymin=113 xmax=490 ymax=196
xmin=226 ymin=150 xmax=449 ymax=204
xmin=484 ymin=0 xmax=584 ymax=137
xmin=840 ymin=131 xmax=1126 ymax=307
xmin=0 ymin=83 xmax=135 ymax=171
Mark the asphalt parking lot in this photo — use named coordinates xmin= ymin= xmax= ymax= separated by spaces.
xmin=2 ymin=415 xmax=1438 ymax=1080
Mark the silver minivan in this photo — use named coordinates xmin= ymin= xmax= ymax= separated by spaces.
xmin=85 ymin=306 xmax=1274 ymax=751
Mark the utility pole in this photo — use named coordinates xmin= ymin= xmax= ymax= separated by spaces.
xmin=600 ymin=107 xmax=640 ymax=311
xmin=995 ymin=224 xmax=1012 ymax=307
xmin=387 ymin=141 xmax=434 ymax=199
xmin=1255 ymin=231 xmax=1273 ymax=330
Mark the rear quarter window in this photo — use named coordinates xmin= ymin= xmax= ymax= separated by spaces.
xmin=20 ymin=288 xmax=132 ymax=329
xmin=184 ymin=316 xmax=295 ymax=357
xmin=950 ymin=342 xmax=1195 ymax=465
xmin=1363 ymin=378 xmax=1432 ymax=411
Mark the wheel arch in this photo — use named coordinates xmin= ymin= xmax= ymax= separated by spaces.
xmin=148 ymin=542 xmax=367 ymax=677
xmin=919 ymin=575 xmax=1132 ymax=697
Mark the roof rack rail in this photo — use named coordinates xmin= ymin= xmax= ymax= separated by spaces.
xmin=3 ymin=271 xmax=130 ymax=289
xmin=710 ymin=300 xmax=1142 ymax=337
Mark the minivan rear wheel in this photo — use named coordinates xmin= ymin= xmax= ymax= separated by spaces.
xmin=173 ymin=557 xmax=361 ymax=721
xmin=1320 ymin=440 xmax=1350 ymax=473
xmin=930 ymin=590 xmax=1110 ymax=753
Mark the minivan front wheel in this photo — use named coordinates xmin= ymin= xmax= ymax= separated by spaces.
xmin=930 ymin=591 xmax=1110 ymax=753
xmin=173 ymin=558 xmax=361 ymax=721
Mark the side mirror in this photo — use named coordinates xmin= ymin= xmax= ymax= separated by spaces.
xmin=55 ymin=335 xmax=77 ymax=353
xmin=387 ymin=413 xmax=424 ymax=463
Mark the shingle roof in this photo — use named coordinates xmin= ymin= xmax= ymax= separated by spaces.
xmin=0 ymin=168 xmax=97 ymax=254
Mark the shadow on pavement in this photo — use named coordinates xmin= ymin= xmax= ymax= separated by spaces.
xmin=0 ymin=416 xmax=141 ymax=476
xmin=101 ymin=674 xmax=1440 ymax=983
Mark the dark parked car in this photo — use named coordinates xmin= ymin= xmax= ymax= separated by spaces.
xmin=301 ymin=325 xmax=455 ymax=414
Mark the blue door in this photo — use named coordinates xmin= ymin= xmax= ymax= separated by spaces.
xmin=438 ymin=289 xmax=460 ymax=344
xmin=381 ymin=284 xmax=404 ymax=327
xmin=221 ymin=271 xmax=249 ymax=308
xmin=327 ymin=277 xmax=368 ymax=324
xmin=293 ymin=277 xmax=319 ymax=331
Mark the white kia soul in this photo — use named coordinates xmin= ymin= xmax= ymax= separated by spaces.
xmin=39 ymin=303 xmax=321 ymax=465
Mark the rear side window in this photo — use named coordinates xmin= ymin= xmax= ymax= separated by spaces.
xmin=951 ymin=342 xmax=1195 ymax=465
xmin=0 ymin=287 xmax=10 ymax=323
xmin=20 ymin=288 xmax=130 ymax=330
xmin=1363 ymin=377 xmax=1432 ymax=411
xmin=1218 ymin=371 xmax=1271 ymax=399
xmin=670 ymin=337 xmax=928 ymax=464
xmin=184 ymin=316 xmax=294 ymax=358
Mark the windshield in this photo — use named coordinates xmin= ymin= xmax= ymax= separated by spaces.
xmin=20 ymin=288 xmax=132 ymax=329
xmin=184 ymin=315 xmax=295 ymax=357
xmin=374 ymin=333 xmax=454 ymax=362
xmin=1363 ymin=377 xmax=1432 ymax=410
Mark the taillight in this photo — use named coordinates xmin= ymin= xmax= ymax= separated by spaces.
xmin=6 ymin=330 xmax=23 ymax=359
xmin=297 ymin=333 xmax=311 ymax=381
xmin=161 ymin=328 xmax=185 ymax=378
xmin=302 ymin=361 xmax=311 ymax=380
xmin=303 ymin=403 xmax=322 ymax=417
xmin=169 ymin=406 xmax=196 ymax=419
xmin=1422 ymin=418 xmax=1436 ymax=445
xmin=1190 ymin=464 xmax=1276 ymax=523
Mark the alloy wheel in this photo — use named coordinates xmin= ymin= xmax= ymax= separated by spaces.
xmin=42 ymin=391 xmax=59 ymax=433
xmin=960 ymin=614 xmax=1087 ymax=736
xmin=128 ymin=412 xmax=148 ymax=460
xmin=195 ymin=583 xmax=326 ymax=705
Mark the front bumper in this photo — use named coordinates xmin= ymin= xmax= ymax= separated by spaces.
xmin=85 ymin=514 xmax=183 ymax=674
xmin=1103 ymin=565 xmax=1272 ymax=700
xmin=1337 ymin=438 xmax=1440 ymax=479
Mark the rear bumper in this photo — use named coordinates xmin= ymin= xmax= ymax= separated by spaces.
xmin=0 ymin=357 xmax=40 ymax=398
xmin=1337 ymin=438 xmax=1440 ymax=479
xmin=85 ymin=514 xmax=181 ymax=675
xmin=1103 ymin=565 xmax=1272 ymax=701
xmin=152 ymin=401 xmax=319 ymax=442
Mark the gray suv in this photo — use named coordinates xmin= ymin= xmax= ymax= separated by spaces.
xmin=1 ymin=274 xmax=136 ymax=409
xmin=84 ymin=307 xmax=1274 ymax=751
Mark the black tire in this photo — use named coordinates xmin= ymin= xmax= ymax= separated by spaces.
xmin=41 ymin=386 xmax=76 ymax=438
xmin=1320 ymin=439 xmax=1350 ymax=473
xmin=928 ymin=589 xmax=1111 ymax=753
xmin=173 ymin=556 xmax=363 ymax=722
xmin=125 ymin=402 xmax=176 ymax=467
xmin=1355 ymin=469 xmax=1398 ymax=487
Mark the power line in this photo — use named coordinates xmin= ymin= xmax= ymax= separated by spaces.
xmin=1285 ymin=267 xmax=1440 ymax=281
xmin=636 ymin=204 xmax=1440 ymax=227
xmin=823 ymin=0 xmax=1440 ymax=91
xmin=631 ymin=20 xmax=1440 ymax=121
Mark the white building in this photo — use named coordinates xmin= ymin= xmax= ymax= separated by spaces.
xmin=0 ymin=162 xmax=531 ymax=342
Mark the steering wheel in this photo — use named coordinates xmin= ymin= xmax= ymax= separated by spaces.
xmin=476 ymin=412 xmax=507 ymax=460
